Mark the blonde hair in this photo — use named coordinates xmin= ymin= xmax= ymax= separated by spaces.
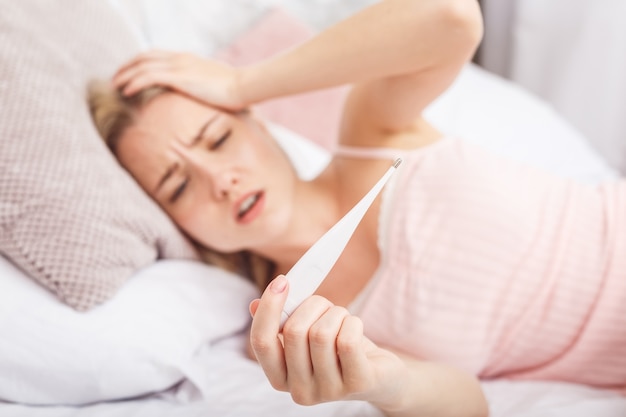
xmin=86 ymin=80 xmax=275 ymax=290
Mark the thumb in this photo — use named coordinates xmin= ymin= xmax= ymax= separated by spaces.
xmin=250 ymin=275 xmax=289 ymax=332
xmin=248 ymin=275 xmax=290 ymax=387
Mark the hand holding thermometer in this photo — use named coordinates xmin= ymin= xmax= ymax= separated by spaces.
xmin=279 ymin=158 xmax=402 ymax=328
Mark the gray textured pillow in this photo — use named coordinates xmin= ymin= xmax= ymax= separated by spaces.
xmin=0 ymin=0 xmax=198 ymax=311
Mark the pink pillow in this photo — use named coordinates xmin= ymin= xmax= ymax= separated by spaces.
xmin=216 ymin=8 xmax=348 ymax=151
xmin=0 ymin=1 xmax=198 ymax=311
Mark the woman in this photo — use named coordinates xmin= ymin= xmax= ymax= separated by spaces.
xmin=89 ymin=0 xmax=625 ymax=415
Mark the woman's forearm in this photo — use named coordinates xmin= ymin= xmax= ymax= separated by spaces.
xmin=374 ymin=356 xmax=489 ymax=417
xmin=237 ymin=0 xmax=483 ymax=106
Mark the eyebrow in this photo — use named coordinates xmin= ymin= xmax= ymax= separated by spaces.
xmin=190 ymin=113 xmax=219 ymax=146
xmin=154 ymin=114 xmax=219 ymax=194
xmin=154 ymin=163 xmax=177 ymax=194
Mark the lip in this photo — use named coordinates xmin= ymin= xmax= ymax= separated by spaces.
xmin=233 ymin=191 xmax=265 ymax=225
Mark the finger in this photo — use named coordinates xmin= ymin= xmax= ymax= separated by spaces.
xmin=336 ymin=316 xmax=372 ymax=392
xmin=113 ymin=60 xmax=172 ymax=90
xmin=308 ymin=306 xmax=350 ymax=397
xmin=120 ymin=70 xmax=178 ymax=96
xmin=113 ymin=50 xmax=181 ymax=88
xmin=249 ymin=275 xmax=290 ymax=390
xmin=249 ymin=299 xmax=260 ymax=317
xmin=281 ymin=296 xmax=333 ymax=387
xmin=113 ymin=50 xmax=175 ymax=79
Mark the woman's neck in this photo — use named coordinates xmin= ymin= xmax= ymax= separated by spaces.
xmin=254 ymin=167 xmax=340 ymax=274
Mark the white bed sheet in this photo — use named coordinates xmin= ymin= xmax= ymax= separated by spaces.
xmin=2 ymin=335 xmax=625 ymax=417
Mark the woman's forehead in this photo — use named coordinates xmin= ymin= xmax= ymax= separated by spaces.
xmin=140 ymin=93 xmax=219 ymax=131
xmin=116 ymin=125 xmax=173 ymax=193
xmin=116 ymin=93 xmax=224 ymax=192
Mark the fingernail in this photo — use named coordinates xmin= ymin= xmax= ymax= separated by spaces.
xmin=249 ymin=299 xmax=260 ymax=317
xmin=270 ymin=275 xmax=287 ymax=294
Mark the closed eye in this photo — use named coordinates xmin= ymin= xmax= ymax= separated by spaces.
xmin=211 ymin=130 xmax=231 ymax=150
xmin=170 ymin=178 xmax=188 ymax=203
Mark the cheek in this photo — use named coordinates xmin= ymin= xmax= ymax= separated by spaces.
xmin=173 ymin=204 xmax=237 ymax=252
xmin=245 ymin=137 xmax=293 ymax=176
xmin=239 ymin=125 xmax=283 ymax=161
xmin=167 ymin=202 xmax=209 ymax=238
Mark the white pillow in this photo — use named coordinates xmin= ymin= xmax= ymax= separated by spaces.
xmin=267 ymin=122 xmax=331 ymax=180
xmin=0 ymin=257 xmax=257 ymax=405
xmin=0 ymin=120 xmax=325 ymax=406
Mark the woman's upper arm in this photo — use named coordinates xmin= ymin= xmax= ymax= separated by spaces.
xmin=339 ymin=0 xmax=484 ymax=147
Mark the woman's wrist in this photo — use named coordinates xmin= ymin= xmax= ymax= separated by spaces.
xmin=228 ymin=67 xmax=250 ymax=110
xmin=365 ymin=363 xmax=414 ymax=415
xmin=235 ymin=61 xmax=288 ymax=108
xmin=366 ymin=356 xmax=489 ymax=417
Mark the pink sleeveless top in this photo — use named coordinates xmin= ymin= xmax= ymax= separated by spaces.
xmin=337 ymin=138 xmax=626 ymax=389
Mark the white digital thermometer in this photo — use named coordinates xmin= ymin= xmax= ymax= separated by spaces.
xmin=280 ymin=158 xmax=402 ymax=328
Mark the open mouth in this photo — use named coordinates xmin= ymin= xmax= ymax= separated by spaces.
xmin=236 ymin=191 xmax=264 ymax=224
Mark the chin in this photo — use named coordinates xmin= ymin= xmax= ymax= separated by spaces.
xmin=259 ymin=205 xmax=292 ymax=242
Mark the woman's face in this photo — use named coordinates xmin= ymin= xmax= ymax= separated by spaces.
xmin=116 ymin=92 xmax=297 ymax=253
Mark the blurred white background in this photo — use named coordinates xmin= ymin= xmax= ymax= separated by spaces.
xmin=481 ymin=0 xmax=626 ymax=173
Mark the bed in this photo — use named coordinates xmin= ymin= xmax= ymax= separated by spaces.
xmin=1 ymin=1 xmax=625 ymax=416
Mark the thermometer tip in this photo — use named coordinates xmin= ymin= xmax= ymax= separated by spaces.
xmin=393 ymin=158 xmax=402 ymax=168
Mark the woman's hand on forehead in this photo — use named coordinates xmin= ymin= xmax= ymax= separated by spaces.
xmin=112 ymin=50 xmax=245 ymax=111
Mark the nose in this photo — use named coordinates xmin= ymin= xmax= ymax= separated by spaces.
xmin=186 ymin=153 xmax=238 ymax=200
xmin=210 ymin=168 xmax=238 ymax=200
